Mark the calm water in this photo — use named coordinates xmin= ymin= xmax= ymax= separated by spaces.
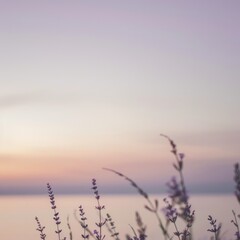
xmin=0 ymin=194 xmax=238 ymax=240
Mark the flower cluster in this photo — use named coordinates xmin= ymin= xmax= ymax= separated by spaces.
xmin=126 ymin=225 xmax=147 ymax=240
xmin=34 ymin=136 xmax=239 ymax=240
xmin=127 ymin=235 xmax=145 ymax=240
xmin=207 ymin=215 xmax=221 ymax=240
xmin=135 ymin=212 xmax=147 ymax=240
xmin=182 ymin=203 xmax=195 ymax=228
xmin=181 ymin=203 xmax=195 ymax=240
xmin=162 ymin=134 xmax=193 ymax=230
xmin=92 ymin=179 xmax=100 ymax=200
xmin=207 ymin=215 xmax=221 ymax=233
xmin=106 ymin=213 xmax=120 ymax=240
xmin=105 ymin=168 xmax=168 ymax=239
xmin=79 ymin=205 xmax=89 ymax=239
xmin=162 ymin=198 xmax=195 ymax=240
xmin=35 ymin=216 xmax=46 ymax=240
xmin=92 ymin=178 xmax=107 ymax=240
xmin=47 ymin=183 xmax=65 ymax=240
xmin=231 ymin=210 xmax=240 ymax=240
xmin=167 ymin=176 xmax=188 ymax=205
xmin=162 ymin=198 xmax=178 ymax=223
xmin=234 ymin=163 xmax=240 ymax=203
xmin=93 ymin=230 xmax=103 ymax=240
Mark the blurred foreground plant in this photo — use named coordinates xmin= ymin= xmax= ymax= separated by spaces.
xmin=35 ymin=136 xmax=239 ymax=240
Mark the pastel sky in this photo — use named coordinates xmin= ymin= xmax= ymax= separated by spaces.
xmin=0 ymin=0 xmax=240 ymax=194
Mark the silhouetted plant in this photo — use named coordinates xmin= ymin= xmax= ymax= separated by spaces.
xmin=161 ymin=135 xmax=191 ymax=220
xmin=128 ymin=224 xmax=146 ymax=240
xmin=234 ymin=163 xmax=240 ymax=204
xmin=79 ymin=205 xmax=89 ymax=239
xmin=92 ymin=178 xmax=107 ymax=240
xmin=47 ymin=182 xmax=66 ymax=240
xmin=34 ymin=136 xmax=240 ymax=240
xmin=35 ymin=216 xmax=47 ymax=240
xmin=207 ymin=215 xmax=221 ymax=240
xmin=74 ymin=207 xmax=96 ymax=240
xmin=231 ymin=163 xmax=240 ymax=240
xmin=103 ymin=167 xmax=169 ymax=239
xmin=135 ymin=211 xmax=147 ymax=240
xmin=106 ymin=213 xmax=120 ymax=240
xmin=67 ymin=216 xmax=73 ymax=240
xmin=231 ymin=210 xmax=240 ymax=240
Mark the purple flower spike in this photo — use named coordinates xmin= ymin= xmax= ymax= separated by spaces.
xmin=162 ymin=198 xmax=178 ymax=223
xmin=179 ymin=153 xmax=185 ymax=160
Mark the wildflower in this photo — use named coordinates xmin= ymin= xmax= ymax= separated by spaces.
xmin=179 ymin=153 xmax=185 ymax=161
xmin=166 ymin=177 xmax=188 ymax=205
xmin=135 ymin=212 xmax=147 ymax=240
xmin=92 ymin=178 xmax=100 ymax=200
xmin=231 ymin=210 xmax=240 ymax=240
xmin=92 ymin=179 xmax=106 ymax=240
xmin=35 ymin=217 xmax=46 ymax=240
xmin=106 ymin=213 xmax=120 ymax=240
xmin=235 ymin=231 xmax=240 ymax=240
xmin=207 ymin=215 xmax=221 ymax=233
xmin=162 ymin=198 xmax=178 ymax=223
xmin=207 ymin=215 xmax=221 ymax=240
xmin=234 ymin=163 xmax=240 ymax=203
xmin=181 ymin=228 xmax=191 ymax=240
xmin=93 ymin=229 xmax=103 ymax=240
xmin=47 ymin=183 xmax=64 ymax=239
xmin=79 ymin=205 xmax=89 ymax=239
xmin=104 ymin=168 xmax=169 ymax=239
xmin=182 ymin=203 xmax=195 ymax=228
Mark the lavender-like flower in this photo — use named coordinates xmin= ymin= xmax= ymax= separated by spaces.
xmin=92 ymin=178 xmax=107 ymax=240
xmin=162 ymin=198 xmax=178 ymax=223
xmin=162 ymin=198 xmax=195 ymax=240
xmin=167 ymin=177 xmax=188 ymax=205
xmin=106 ymin=213 xmax=120 ymax=240
xmin=128 ymin=235 xmax=145 ymax=240
xmin=35 ymin=216 xmax=46 ymax=240
xmin=162 ymin=135 xmax=192 ymax=225
xmin=47 ymin=183 xmax=64 ymax=240
xmin=181 ymin=203 xmax=195 ymax=240
xmin=67 ymin=216 xmax=73 ymax=240
xmin=93 ymin=230 xmax=102 ymax=240
xmin=234 ymin=163 xmax=240 ymax=204
xmin=231 ymin=210 xmax=240 ymax=240
xmin=129 ymin=224 xmax=146 ymax=240
xmin=79 ymin=205 xmax=89 ymax=239
xmin=182 ymin=203 xmax=195 ymax=228
xmin=207 ymin=215 xmax=221 ymax=240
xmin=104 ymin=168 xmax=169 ymax=239
xmin=135 ymin=212 xmax=147 ymax=240
xmin=162 ymin=198 xmax=182 ymax=240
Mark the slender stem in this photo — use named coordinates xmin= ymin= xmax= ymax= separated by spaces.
xmin=173 ymin=221 xmax=181 ymax=240
xmin=53 ymin=208 xmax=61 ymax=240
xmin=175 ymin=154 xmax=187 ymax=202
xmin=233 ymin=210 xmax=240 ymax=240
xmin=233 ymin=211 xmax=240 ymax=233
xmin=103 ymin=168 xmax=169 ymax=239
xmin=147 ymin=198 xmax=169 ymax=240
xmin=97 ymin=198 xmax=103 ymax=240
xmin=67 ymin=216 xmax=73 ymax=240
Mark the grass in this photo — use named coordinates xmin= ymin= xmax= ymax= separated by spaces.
xmin=35 ymin=136 xmax=240 ymax=240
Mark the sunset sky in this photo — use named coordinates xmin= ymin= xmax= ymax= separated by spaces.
xmin=0 ymin=0 xmax=240 ymax=194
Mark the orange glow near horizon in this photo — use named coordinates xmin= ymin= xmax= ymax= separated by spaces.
xmin=0 ymin=133 xmax=237 ymax=193
xmin=1 ymin=0 xmax=240 ymax=194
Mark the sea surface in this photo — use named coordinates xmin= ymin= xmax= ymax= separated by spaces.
xmin=0 ymin=194 xmax=238 ymax=240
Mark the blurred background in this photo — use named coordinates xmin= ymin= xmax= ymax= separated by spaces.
xmin=0 ymin=0 xmax=240 ymax=195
